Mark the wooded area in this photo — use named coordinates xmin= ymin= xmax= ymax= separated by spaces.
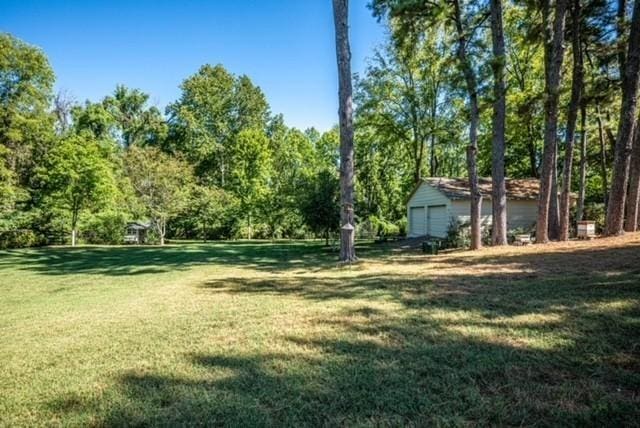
xmin=2 ymin=0 xmax=640 ymax=254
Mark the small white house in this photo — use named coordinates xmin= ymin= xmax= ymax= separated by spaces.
xmin=406 ymin=177 xmax=540 ymax=238
xmin=124 ymin=221 xmax=151 ymax=244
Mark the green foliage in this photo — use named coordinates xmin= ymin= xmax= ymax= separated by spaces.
xmin=124 ymin=146 xmax=193 ymax=244
xmin=300 ymin=170 xmax=340 ymax=243
xmin=582 ymin=202 xmax=606 ymax=232
xmin=80 ymin=212 xmax=128 ymax=245
xmin=0 ymin=145 xmax=21 ymax=216
xmin=444 ymin=219 xmax=471 ymax=249
xmin=103 ymin=85 xmax=168 ymax=147
xmin=35 ymin=134 xmax=118 ymax=236
xmin=0 ymin=33 xmax=55 ymax=194
xmin=368 ymin=215 xmax=401 ymax=238
xmin=0 ymin=229 xmax=43 ymax=249
xmin=165 ymin=64 xmax=269 ymax=185
xmin=171 ymin=186 xmax=240 ymax=240
xmin=71 ymin=102 xmax=116 ymax=140
xmin=0 ymin=0 xmax=627 ymax=247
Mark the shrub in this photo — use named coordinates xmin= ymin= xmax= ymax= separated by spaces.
xmin=356 ymin=217 xmax=375 ymax=240
xmin=358 ymin=215 xmax=403 ymax=241
xmin=0 ymin=229 xmax=44 ymax=249
xmin=397 ymin=217 xmax=408 ymax=237
xmin=370 ymin=215 xmax=400 ymax=238
xmin=81 ymin=212 xmax=127 ymax=245
xmin=443 ymin=219 xmax=471 ymax=249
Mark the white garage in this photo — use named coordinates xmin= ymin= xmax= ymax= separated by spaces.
xmin=406 ymin=177 xmax=540 ymax=238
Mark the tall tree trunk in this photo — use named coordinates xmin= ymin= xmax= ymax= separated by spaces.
xmin=453 ymin=0 xmax=482 ymax=250
xmin=560 ymin=0 xmax=584 ymax=240
xmin=430 ymin=133 xmax=437 ymax=176
xmin=605 ymin=0 xmax=640 ymax=235
xmin=71 ymin=206 xmax=78 ymax=247
xmin=596 ymin=105 xmax=609 ymax=206
xmin=576 ymin=104 xmax=588 ymax=222
xmin=625 ymin=122 xmax=640 ymax=231
xmin=618 ymin=0 xmax=628 ymax=73
xmin=549 ymin=148 xmax=560 ymax=239
xmin=527 ymin=124 xmax=539 ymax=177
xmin=490 ymin=0 xmax=508 ymax=246
xmin=333 ymin=0 xmax=356 ymax=262
xmin=537 ymin=0 xmax=569 ymax=243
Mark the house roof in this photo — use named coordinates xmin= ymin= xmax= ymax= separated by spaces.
xmin=126 ymin=221 xmax=152 ymax=229
xmin=408 ymin=177 xmax=542 ymax=203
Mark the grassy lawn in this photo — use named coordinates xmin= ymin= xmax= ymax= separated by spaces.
xmin=1 ymin=236 xmax=639 ymax=426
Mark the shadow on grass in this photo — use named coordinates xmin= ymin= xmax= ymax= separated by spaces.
xmin=47 ymin=241 xmax=640 ymax=426
xmin=200 ymin=240 xmax=640 ymax=315
xmin=0 ymin=240 xmax=390 ymax=277
xmin=51 ymin=303 xmax=639 ymax=426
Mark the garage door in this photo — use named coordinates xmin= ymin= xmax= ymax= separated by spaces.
xmin=409 ymin=206 xmax=426 ymax=237
xmin=427 ymin=205 xmax=448 ymax=238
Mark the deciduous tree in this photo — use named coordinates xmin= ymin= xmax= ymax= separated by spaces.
xmin=124 ymin=146 xmax=192 ymax=245
xmin=333 ymin=0 xmax=357 ymax=262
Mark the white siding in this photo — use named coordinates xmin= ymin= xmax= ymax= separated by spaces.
xmin=407 ymin=184 xmax=452 ymax=238
xmin=427 ymin=205 xmax=448 ymax=237
xmin=450 ymin=199 xmax=537 ymax=231
xmin=407 ymin=183 xmax=539 ymax=239
xmin=505 ymin=200 xmax=537 ymax=230
xmin=450 ymin=200 xmax=493 ymax=227
xmin=409 ymin=207 xmax=426 ymax=236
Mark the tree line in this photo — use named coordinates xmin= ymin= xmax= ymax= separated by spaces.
xmin=0 ymin=34 xmax=342 ymax=247
xmin=343 ymin=0 xmax=640 ymax=254
xmin=3 ymin=0 xmax=640 ymax=253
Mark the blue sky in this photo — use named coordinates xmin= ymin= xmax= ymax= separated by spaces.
xmin=1 ymin=0 xmax=386 ymax=131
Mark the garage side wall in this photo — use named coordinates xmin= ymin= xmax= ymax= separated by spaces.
xmin=450 ymin=199 xmax=538 ymax=231
xmin=406 ymin=184 xmax=452 ymax=238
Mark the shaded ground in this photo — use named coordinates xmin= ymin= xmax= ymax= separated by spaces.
xmin=1 ymin=235 xmax=639 ymax=426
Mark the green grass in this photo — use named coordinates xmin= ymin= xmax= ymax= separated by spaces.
xmin=1 ymin=237 xmax=639 ymax=427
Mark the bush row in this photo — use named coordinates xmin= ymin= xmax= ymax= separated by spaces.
xmin=0 ymin=230 xmax=45 ymax=249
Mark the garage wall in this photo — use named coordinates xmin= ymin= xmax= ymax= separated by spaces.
xmin=427 ymin=205 xmax=448 ymax=237
xmin=406 ymin=184 xmax=451 ymax=238
xmin=450 ymin=200 xmax=493 ymax=227
xmin=505 ymin=200 xmax=537 ymax=230
xmin=450 ymin=199 xmax=537 ymax=231
xmin=409 ymin=206 xmax=426 ymax=237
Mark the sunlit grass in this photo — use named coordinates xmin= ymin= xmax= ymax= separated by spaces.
xmin=1 ymin=236 xmax=639 ymax=426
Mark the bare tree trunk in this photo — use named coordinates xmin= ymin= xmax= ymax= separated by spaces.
xmin=606 ymin=0 xmax=640 ymax=235
xmin=430 ymin=133 xmax=437 ymax=176
xmin=549 ymin=148 xmax=560 ymax=239
xmin=596 ymin=106 xmax=609 ymax=206
xmin=71 ymin=207 xmax=78 ymax=247
xmin=576 ymin=104 xmax=588 ymax=222
xmin=156 ymin=218 xmax=166 ymax=246
xmin=560 ymin=0 xmax=584 ymax=240
xmin=625 ymin=122 xmax=640 ymax=231
xmin=537 ymin=0 xmax=568 ymax=243
xmin=490 ymin=0 xmax=507 ymax=246
xmin=453 ymin=0 xmax=482 ymax=250
xmin=333 ymin=0 xmax=356 ymax=262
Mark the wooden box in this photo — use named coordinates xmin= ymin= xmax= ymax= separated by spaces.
xmin=577 ymin=221 xmax=596 ymax=239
